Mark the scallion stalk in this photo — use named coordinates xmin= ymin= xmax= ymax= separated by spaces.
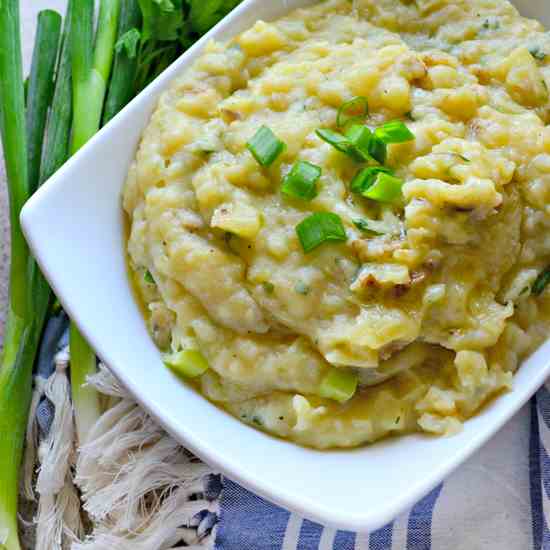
xmin=102 ymin=0 xmax=142 ymax=124
xmin=25 ymin=10 xmax=62 ymax=193
xmin=68 ymin=0 xmax=121 ymax=445
xmin=0 ymin=2 xmax=50 ymax=548
xmin=40 ymin=1 xmax=73 ymax=184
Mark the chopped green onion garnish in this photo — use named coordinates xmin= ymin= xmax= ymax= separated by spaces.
xmin=353 ymin=218 xmax=386 ymax=235
xmin=319 ymin=368 xmax=358 ymax=403
xmin=350 ymin=166 xmax=393 ymax=194
xmin=367 ymin=135 xmax=387 ymax=164
xmin=281 ymin=160 xmax=321 ymax=201
xmin=262 ymin=281 xmax=275 ymax=294
xmin=316 ymin=128 xmax=354 ymax=154
xmin=144 ymin=270 xmax=154 ymax=284
xmin=361 ymin=172 xmax=404 ymax=203
xmin=164 ymin=349 xmax=210 ymax=378
xmin=247 ymin=125 xmax=286 ymax=167
xmin=374 ymin=120 xmax=415 ymax=144
xmin=345 ymin=124 xmax=375 ymax=162
xmin=296 ymin=212 xmax=347 ymax=253
xmin=337 ymin=96 xmax=368 ymax=128
xmin=294 ymin=281 xmax=310 ymax=295
xmin=532 ymin=266 xmax=550 ymax=296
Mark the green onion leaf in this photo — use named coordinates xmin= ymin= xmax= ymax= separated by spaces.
xmin=336 ymin=96 xmax=368 ymax=128
xmin=296 ymin=212 xmax=347 ymax=253
xmin=353 ymin=218 xmax=386 ymax=235
xmin=247 ymin=125 xmax=286 ymax=167
xmin=532 ymin=266 xmax=550 ymax=296
xmin=374 ymin=120 xmax=415 ymax=144
xmin=350 ymin=166 xmax=393 ymax=193
xmin=316 ymin=128 xmax=365 ymax=162
xmin=164 ymin=349 xmax=210 ymax=378
xmin=262 ymin=281 xmax=275 ymax=294
xmin=361 ymin=172 xmax=404 ymax=203
xmin=345 ymin=124 xmax=375 ymax=162
xmin=319 ymin=368 xmax=358 ymax=403
xmin=144 ymin=270 xmax=154 ymax=284
xmin=367 ymin=135 xmax=387 ymax=164
xmin=281 ymin=160 xmax=321 ymax=201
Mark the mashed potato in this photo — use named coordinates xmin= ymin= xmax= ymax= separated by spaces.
xmin=124 ymin=0 xmax=550 ymax=449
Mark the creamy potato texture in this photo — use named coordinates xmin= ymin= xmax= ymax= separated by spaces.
xmin=124 ymin=0 xmax=550 ymax=448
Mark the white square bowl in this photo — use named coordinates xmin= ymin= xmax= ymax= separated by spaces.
xmin=20 ymin=0 xmax=550 ymax=533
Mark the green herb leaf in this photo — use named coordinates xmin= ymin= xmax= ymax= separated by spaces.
xmin=533 ymin=266 xmax=550 ymax=296
xmin=281 ymin=160 xmax=321 ymax=201
xmin=296 ymin=212 xmax=347 ymax=253
xmin=189 ymin=0 xmax=242 ymax=35
xmin=374 ymin=120 xmax=415 ymax=144
xmin=350 ymin=166 xmax=393 ymax=194
xmin=115 ymin=28 xmax=141 ymax=58
xmin=337 ymin=96 xmax=368 ymax=128
xmin=139 ymin=0 xmax=184 ymax=42
xmin=247 ymin=125 xmax=286 ymax=167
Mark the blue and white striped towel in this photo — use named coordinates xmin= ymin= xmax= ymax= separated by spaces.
xmin=212 ymin=387 xmax=550 ymax=549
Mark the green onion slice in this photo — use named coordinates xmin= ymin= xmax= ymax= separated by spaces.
xmin=144 ymin=270 xmax=155 ymax=284
xmin=164 ymin=349 xmax=210 ymax=378
xmin=353 ymin=218 xmax=386 ymax=235
xmin=319 ymin=368 xmax=358 ymax=403
xmin=350 ymin=166 xmax=393 ymax=193
xmin=281 ymin=160 xmax=321 ymax=201
xmin=367 ymin=135 xmax=387 ymax=165
xmin=337 ymin=96 xmax=369 ymax=128
xmin=296 ymin=212 xmax=347 ymax=253
xmin=533 ymin=266 xmax=550 ymax=296
xmin=247 ymin=125 xmax=286 ymax=167
xmin=316 ymin=128 xmax=354 ymax=154
xmin=374 ymin=120 xmax=415 ymax=144
xmin=362 ymin=172 xmax=404 ymax=203
xmin=345 ymin=124 xmax=375 ymax=162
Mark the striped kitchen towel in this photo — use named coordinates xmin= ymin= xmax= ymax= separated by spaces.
xmin=212 ymin=388 xmax=550 ymax=549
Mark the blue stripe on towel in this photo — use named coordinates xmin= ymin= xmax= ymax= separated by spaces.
xmin=369 ymin=522 xmax=393 ymax=550
xmin=406 ymin=483 xmax=443 ymax=550
xmin=297 ymin=519 xmax=324 ymax=550
xmin=530 ymin=398 xmax=543 ymax=550
xmin=333 ymin=530 xmax=356 ymax=550
xmin=215 ymin=478 xmax=290 ymax=550
xmin=537 ymin=386 xmax=550 ymax=431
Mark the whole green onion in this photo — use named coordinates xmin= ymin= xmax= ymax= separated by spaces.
xmin=0 ymin=2 xmax=51 ymax=548
xmin=69 ymin=0 xmax=121 ymax=445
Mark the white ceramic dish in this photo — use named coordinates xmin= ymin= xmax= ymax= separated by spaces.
xmin=21 ymin=0 xmax=550 ymax=533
